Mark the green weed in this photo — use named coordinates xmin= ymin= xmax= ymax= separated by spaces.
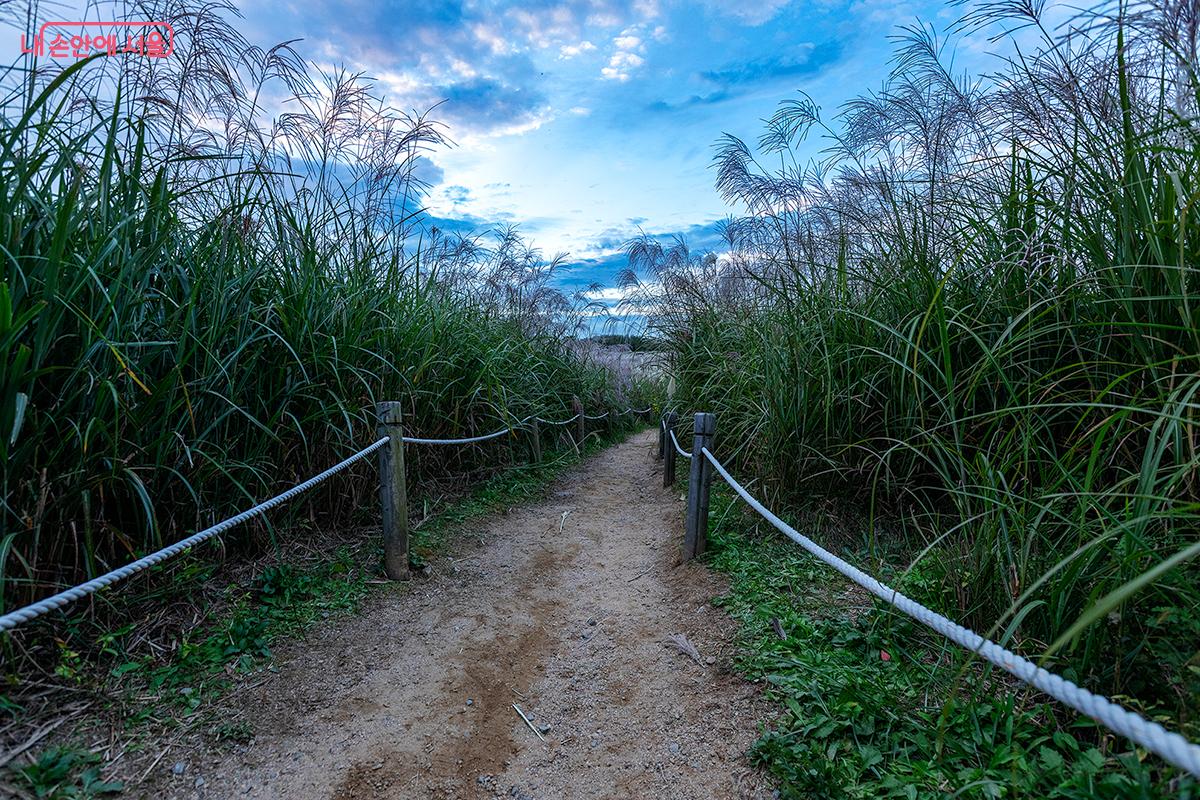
xmin=705 ymin=487 xmax=1198 ymax=798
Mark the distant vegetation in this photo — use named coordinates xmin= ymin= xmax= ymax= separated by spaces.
xmin=0 ymin=2 xmax=648 ymax=620
xmin=588 ymin=334 xmax=669 ymax=352
xmin=626 ymin=0 xmax=1200 ymax=792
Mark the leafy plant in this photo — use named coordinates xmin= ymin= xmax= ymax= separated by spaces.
xmin=625 ymin=0 xmax=1200 ymax=778
xmin=705 ymin=488 xmax=1197 ymax=798
xmin=10 ymin=747 xmax=122 ymax=799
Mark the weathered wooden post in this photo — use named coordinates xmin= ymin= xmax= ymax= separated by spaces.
xmin=657 ymin=416 xmax=665 ymax=461
xmin=572 ymin=395 xmax=585 ymax=446
xmin=663 ymin=411 xmax=678 ymax=487
xmin=377 ymin=402 xmax=410 ymax=580
xmin=683 ymin=412 xmax=715 ymax=562
xmin=529 ymin=417 xmax=542 ymax=463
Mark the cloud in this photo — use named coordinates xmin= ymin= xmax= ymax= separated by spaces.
xmin=244 ymin=0 xmax=662 ymax=138
xmin=442 ymin=185 xmax=471 ymax=203
xmin=410 ymin=156 xmax=445 ymax=187
xmin=698 ymin=0 xmax=792 ymax=25
xmin=602 ymin=50 xmax=644 ymax=80
xmin=699 ymin=40 xmax=842 ymax=87
xmin=601 ymin=25 xmax=649 ymax=81
xmin=580 ymin=286 xmax=634 ymax=302
xmin=559 ymin=40 xmax=597 ymax=58
xmin=435 ymin=76 xmax=550 ymax=135
xmin=645 ymin=90 xmax=731 ymax=113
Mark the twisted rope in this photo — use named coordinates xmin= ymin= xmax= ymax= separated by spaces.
xmin=403 ymin=427 xmax=512 ymax=445
xmin=669 ymin=428 xmax=692 ymax=459
xmin=583 ymin=411 xmax=610 ymax=420
xmin=535 ymin=413 xmax=582 ymax=426
xmin=700 ymin=446 xmax=1200 ymax=779
xmin=0 ymin=438 xmax=391 ymax=633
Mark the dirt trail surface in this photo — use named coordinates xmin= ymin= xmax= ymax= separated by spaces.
xmin=147 ymin=430 xmax=772 ymax=799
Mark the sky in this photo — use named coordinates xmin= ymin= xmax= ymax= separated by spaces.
xmin=4 ymin=0 xmax=980 ymax=331
xmin=233 ymin=0 xmax=961 ymax=321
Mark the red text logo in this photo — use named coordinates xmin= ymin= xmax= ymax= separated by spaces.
xmin=21 ymin=21 xmax=176 ymax=59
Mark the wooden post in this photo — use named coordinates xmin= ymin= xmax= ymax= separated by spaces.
xmin=683 ymin=412 xmax=715 ymax=562
xmin=529 ymin=417 xmax=542 ymax=463
xmin=656 ymin=416 xmax=665 ymax=461
xmin=663 ymin=411 xmax=678 ymax=488
xmin=377 ymin=402 xmax=410 ymax=580
xmin=572 ymin=395 xmax=585 ymax=447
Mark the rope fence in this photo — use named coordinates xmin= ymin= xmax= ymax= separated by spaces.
xmin=659 ymin=410 xmax=1200 ymax=780
xmin=0 ymin=437 xmax=390 ymax=632
xmin=1 ymin=400 xmax=652 ymax=635
xmin=669 ymin=429 xmax=692 ymax=459
xmin=536 ymin=413 xmax=581 ymax=426
xmin=402 ymin=428 xmax=513 ymax=445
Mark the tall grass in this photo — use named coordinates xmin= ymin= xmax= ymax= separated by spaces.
xmin=0 ymin=2 xmax=642 ymax=614
xmin=624 ymin=0 xmax=1200 ymax=732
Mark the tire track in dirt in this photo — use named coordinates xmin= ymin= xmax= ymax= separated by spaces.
xmin=146 ymin=429 xmax=773 ymax=799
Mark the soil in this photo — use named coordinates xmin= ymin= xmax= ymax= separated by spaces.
xmin=140 ymin=429 xmax=774 ymax=799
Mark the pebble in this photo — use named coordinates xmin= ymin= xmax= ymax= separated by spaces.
xmin=586 ymin=617 xmax=597 ymax=626
xmin=194 ymin=777 xmax=206 ymax=788
xmin=466 ymin=698 xmax=474 ymax=706
xmin=172 ymin=762 xmax=186 ymax=776
xmin=668 ymin=742 xmax=680 ymax=755
xmin=705 ymin=656 xmax=716 ymax=665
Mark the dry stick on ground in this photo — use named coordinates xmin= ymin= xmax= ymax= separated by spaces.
xmin=512 ymin=704 xmax=545 ymax=743
xmin=0 ymin=713 xmax=77 ymax=769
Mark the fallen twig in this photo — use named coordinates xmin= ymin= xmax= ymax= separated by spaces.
xmin=0 ymin=713 xmax=74 ymax=769
xmin=625 ymin=564 xmax=656 ymax=583
xmin=512 ymin=703 xmax=545 ymax=742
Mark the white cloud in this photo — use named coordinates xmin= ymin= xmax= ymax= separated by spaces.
xmin=582 ymin=286 xmax=634 ymax=302
xmin=559 ymin=40 xmax=597 ymax=58
xmin=569 ymin=106 xmax=592 ymax=116
xmin=601 ymin=26 xmax=649 ymax=81
xmin=700 ymin=0 xmax=791 ymax=25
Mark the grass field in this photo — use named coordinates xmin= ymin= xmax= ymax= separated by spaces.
xmin=632 ymin=2 xmax=1200 ymax=792
xmin=0 ymin=9 xmax=651 ymax=634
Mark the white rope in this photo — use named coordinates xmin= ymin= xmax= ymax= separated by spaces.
xmin=625 ymin=407 xmax=652 ymax=415
xmin=669 ymin=428 xmax=692 ymax=459
xmin=535 ymin=413 xmax=582 ymax=426
xmin=583 ymin=411 xmax=610 ymax=420
xmin=0 ymin=438 xmax=391 ymax=633
xmin=403 ymin=427 xmax=513 ymax=445
xmin=700 ymin=446 xmax=1200 ymax=779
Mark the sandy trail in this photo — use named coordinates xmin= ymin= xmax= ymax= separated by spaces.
xmin=148 ymin=429 xmax=771 ymax=799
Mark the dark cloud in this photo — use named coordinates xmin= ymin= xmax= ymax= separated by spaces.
xmin=410 ymin=156 xmax=444 ymax=187
xmin=244 ymin=0 xmax=646 ymax=137
xmin=435 ymin=77 xmax=547 ymax=133
xmin=442 ymin=184 xmax=471 ymax=203
xmin=645 ymin=90 xmax=730 ymax=113
xmin=699 ymin=40 xmax=842 ymax=87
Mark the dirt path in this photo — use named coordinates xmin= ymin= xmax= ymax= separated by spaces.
xmin=147 ymin=430 xmax=772 ymax=799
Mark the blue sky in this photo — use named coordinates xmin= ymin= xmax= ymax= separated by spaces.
xmin=4 ymin=0 xmax=979 ymax=328
xmin=236 ymin=0 xmax=961 ymax=311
